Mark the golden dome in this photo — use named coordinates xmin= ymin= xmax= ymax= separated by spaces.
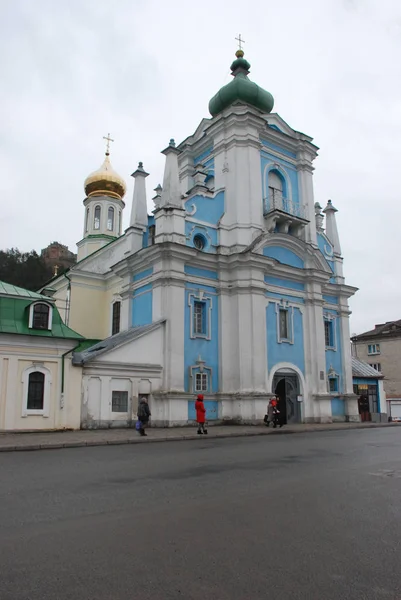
xmin=84 ymin=152 xmax=126 ymax=200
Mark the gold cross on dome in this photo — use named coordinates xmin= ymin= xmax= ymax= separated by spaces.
xmin=235 ymin=33 xmax=245 ymax=50
xmin=103 ymin=132 xmax=114 ymax=154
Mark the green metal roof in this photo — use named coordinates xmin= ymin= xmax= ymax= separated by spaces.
xmin=0 ymin=281 xmax=50 ymax=300
xmin=0 ymin=281 xmax=83 ymax=340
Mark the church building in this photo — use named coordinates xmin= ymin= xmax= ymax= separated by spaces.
xmin=47 ymin=47 xmax=359 ymax=428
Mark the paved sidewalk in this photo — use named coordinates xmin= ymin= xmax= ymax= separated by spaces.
xmin=0 ymin=421 xmax=398 ymax=452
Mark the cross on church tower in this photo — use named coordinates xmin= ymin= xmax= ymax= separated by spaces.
xmin=103 ymin=132 xmax=114 ymax=155
xmin=235 ymin=33 xmax=245 ymax=51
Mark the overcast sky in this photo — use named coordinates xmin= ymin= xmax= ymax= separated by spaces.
xmin=1 ymin=0 xmax=400 ymax=333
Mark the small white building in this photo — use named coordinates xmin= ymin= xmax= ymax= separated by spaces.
xmin=47 ymin=48 xmax=360 ymax=428
xmin=0 ymin=281 xmax=83 ymax=431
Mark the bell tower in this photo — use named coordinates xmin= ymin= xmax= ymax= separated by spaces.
xmin=77 ymin=134 xmax=126 ymax=261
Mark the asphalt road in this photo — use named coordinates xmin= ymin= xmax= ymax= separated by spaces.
xmin=1 ymin=428 xmax=401 ymax=600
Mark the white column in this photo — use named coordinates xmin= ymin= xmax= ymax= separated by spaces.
xmin=129 ymin=162 xmax=149 ymax=228
xmin=215 ymin=124 xmax=264 ymax=249
xmin=323 ymin=200 xmax=341 ymax=255
xmin=339 ymin=305 xmax=360 ymax=421
xmin=298 ymin=166 xmax=317 ymax=245
xmin=155 ymin=139 xmax=186 ymax=245
xmin=218 ymin=289 xmax=240 ymax=393
xmin=163 ymin=281 xmax=185 ymax=392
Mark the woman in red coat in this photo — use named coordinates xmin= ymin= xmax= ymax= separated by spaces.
xmin=195 ymin=394 xmax=208 ymax=435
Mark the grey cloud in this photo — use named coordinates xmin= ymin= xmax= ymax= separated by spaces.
xmin=1 ymin=0 xmax=401 ymax=334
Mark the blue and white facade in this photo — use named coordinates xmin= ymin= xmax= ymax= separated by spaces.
xmin=54 ymin=54 xmax=359 ymax=427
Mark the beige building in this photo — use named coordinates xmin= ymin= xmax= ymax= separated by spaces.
xmin=351 ymin=320 xmax=401 ymax=420
xmin=0 ymin=281 xmax=83 ymax=431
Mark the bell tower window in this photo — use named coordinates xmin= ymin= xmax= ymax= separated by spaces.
xmin=107 ymin=207 xmax=115 ymax=231
xmin=94 ymin=205 xmax=101 ymax=230
xmin=268 ymin=170 xmax=284 ymax=209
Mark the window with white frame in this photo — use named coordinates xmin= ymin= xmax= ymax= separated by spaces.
xmin=111 ymin=391 xmax=128 ymax=412
xmin=193 ymin=301 xmax=206 ymax=335
xmin=329 ymin=377 xmax=339 ymax=393
xmin=85 ymin=207 xmax=89 ymax=232
xmin=276 ymin=302 xmax=294 ymax=343
xmin=27 ymin=371 xmax=45 ymax=410
xmin=112 ymin=301 xmax=121 ymax=336
xmin=107 ymin=206 xmax=114 ymax=231
xmin=29 ymin=302 xmax=52 ymax=330
xmin=368 ymin=344 xmax=380 ymax=355
xmin=324 ymin=319 xmax=335 ymax=349
xmin=369 ymin=363 xmax=382 ymax=372
xmin=279 ymin=308 xmax=289 ymax=340
xmin=22 ymin=366 xmax=51 ymax=417
xmin=94 ymin=205 xmax=101 ymax=230
xmin=195 ymin=372 xmax=208 ymax=392
xmin=268 ymin=170 xmax=284 ymax=209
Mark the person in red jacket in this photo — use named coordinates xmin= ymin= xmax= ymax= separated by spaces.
xmin=195 ymin=394 xmax=208 ymax=435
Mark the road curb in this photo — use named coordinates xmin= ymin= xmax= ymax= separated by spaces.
xmin=0 ymin=422 xmax=398 ymax=453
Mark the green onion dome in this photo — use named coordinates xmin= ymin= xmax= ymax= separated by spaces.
xmin=209 ymin=50 xmax=274 ymax=117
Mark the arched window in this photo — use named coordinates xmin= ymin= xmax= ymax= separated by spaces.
xmin=268 ymin=170 xmax=284 ymax=209
xmin=85 ymin=207 xmax=89 ymax=232
xmin=94 ymin=205 xmax=101 ymax=230
xmin=112 ymin=301 xmax=121 ymax=335
xmin=107 ymin=206 xmax=115 ymax=231
xmin=27 ymin=371 xmax=45 ymax=410
xmin=30 ymin=303 xmax=51 ymax=330
xmin=22 ymin=366 xmax=52 ymax=417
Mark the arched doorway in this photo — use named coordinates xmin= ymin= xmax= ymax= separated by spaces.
xmin=272 ymin=370 xmax=301 ymax=424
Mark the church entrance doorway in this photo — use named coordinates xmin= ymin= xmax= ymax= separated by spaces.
xmin=272 ymin=371 xmax=301 ymax=424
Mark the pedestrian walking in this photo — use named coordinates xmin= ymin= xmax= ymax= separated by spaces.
xmin=137 ymin=396 xmax=151 ymax=436
xmin=195 ymin=394 xmax=208 ymax=435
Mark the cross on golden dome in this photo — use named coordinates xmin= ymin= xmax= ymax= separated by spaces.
xmin=103 ymin=133 xmax=114 ymax=156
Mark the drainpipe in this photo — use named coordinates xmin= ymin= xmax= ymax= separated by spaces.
xmin=64 ymin=271 xmax=72 ymax=326
xmin=60 ymin=342 xmax=82 ymax=409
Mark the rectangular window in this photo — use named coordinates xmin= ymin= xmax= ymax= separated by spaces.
xmin=368 ymin=344 xmax=380 ymax=355
xmin=112 ymin=301 xmax=121 ymax=336
xmin=193 ymin=301 xmax=206 ymax=335
xmin=148 ymin=225 xmax=155 ymax=246
xmin=27 ymin=372 xmax=45 ymax=410
xmin=279 ymin=309 xmax=289 ymax=339
xmin=324 ymin=320 xmax=334 ymax=348
xmin=32 ymin=304 xmax=50 ymax=330
xmin=369 ymin=363 xmax=381 ymax=372
xmin=195 ymin=373 xmax=208 ymax=392
xmin=112 ymin=391 xmax=128 ymax=412
xmin=329 ymin=377 xmax=338 ymax=393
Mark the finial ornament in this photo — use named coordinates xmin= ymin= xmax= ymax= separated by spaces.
xmin=103 ymin=132 xmax=114 ymax=156
xmin=235 ymin=33 xmax=245 ymax=51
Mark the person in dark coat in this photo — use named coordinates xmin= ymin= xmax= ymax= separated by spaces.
xmin=137 ymin=397 xmax=151 ymax=436
xmin=195 ymin=394 xmax=208 ymax=435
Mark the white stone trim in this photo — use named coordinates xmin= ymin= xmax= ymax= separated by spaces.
xmin=323 ymin=311 xmax=337 ymax=351
xmin=28 ymin=301 xmax=53 ymax=331
xmin=262 ymin=162 xmax=293 ymax=204
xmin=274 ymin=301 xmax=294 ymax=344
xmin=268 ymin=363 xmax=306 ymax=398
xmin=188 ymin=291 xmax=212 ymax=340
xmin=189 ymin=360 xmax=212 ymax=393
xmin=327 ymin=365 xmax=340 ymax=394
xmin=21 ymin=365 xmax=52 ymax=417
